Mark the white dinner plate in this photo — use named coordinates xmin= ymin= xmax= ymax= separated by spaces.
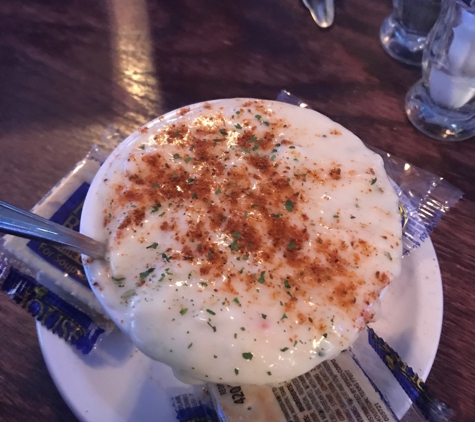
xmin=37 ymin=239 xmax=443 ymax=422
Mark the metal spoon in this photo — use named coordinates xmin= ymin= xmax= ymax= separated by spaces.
xmin=302 ymin=0 xmax=335 ymax=29
xmin=0 ymin=200 xmax=106 ymax=259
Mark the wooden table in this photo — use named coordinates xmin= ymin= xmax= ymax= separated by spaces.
xmin=1 ymin=0 xmax=473 ymax=420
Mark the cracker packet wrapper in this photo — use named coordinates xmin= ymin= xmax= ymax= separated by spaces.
xmin=0 ymin=145 xmax=114 ymax=353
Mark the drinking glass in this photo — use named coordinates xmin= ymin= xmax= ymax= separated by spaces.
xmin=380 ymin=0 xmax=442 ymax=66
xmin=405 ymin=0 xmax=475 ymax=141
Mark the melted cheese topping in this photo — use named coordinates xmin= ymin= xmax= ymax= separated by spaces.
xmin=81 ymin=99 xmax=402 ymax=386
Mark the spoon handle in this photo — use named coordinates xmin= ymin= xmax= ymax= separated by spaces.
xmin=0 ymin=200 xmax=106 ymax=259
xmin=302 ymin=0 xmax=335 ymax=29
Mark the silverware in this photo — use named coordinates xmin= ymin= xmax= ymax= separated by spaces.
xmin=302 ymin=0 xmax=335 ymax=29
xmin=0 ymin=200 xmax=106 ymax=259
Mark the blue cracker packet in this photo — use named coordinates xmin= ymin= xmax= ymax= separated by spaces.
xmin=365 ymin=328 xmax=453 ymax=422
xmin=171 ymin=393 xmax=218 ymax=422
xmin=0 ymin=145 xmax=114 ymax=353
xmin=0 ymin=266 xmax=104 ymax=354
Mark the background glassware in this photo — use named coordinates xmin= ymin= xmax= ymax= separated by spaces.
xmin=405 ymin=0 xmax=475 ymax=141
xmin=380 ymin=0 xmax=442 ymax=66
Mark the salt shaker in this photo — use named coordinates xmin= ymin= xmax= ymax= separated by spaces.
xmin=380 ymin=0 xmax=442 ymax=66
xmin=405 ymin=0 xmax=475 ymax=141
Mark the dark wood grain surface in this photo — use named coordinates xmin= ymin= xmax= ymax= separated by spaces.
xmin=1 ymin=0 xmax=474 ymax=421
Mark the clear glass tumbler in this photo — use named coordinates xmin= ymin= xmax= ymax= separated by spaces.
xmin=405 ymin=0 xmax=475 ymax=141
xmin=380 ymin=0 xmax=442 ymax=66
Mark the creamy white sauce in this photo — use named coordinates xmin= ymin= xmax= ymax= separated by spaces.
xmin=81 ymin=99 xmax=402 ymax=385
